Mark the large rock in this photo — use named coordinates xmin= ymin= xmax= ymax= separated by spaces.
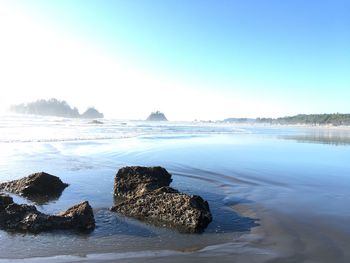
xmin=9 ymin=98 xmax=104 ymax=119
xmin=112 ymin=187 xmax=212 ymax=233
xmin=114 ymin=166 xmax=172 ymax=198
xmin=146 ymin=111 xmax=168 ymax=121
xmin=112 ymin=166 xmax=212 ymax=233
xmin=0 ymin=195 xmax=95 ymax=233
xmin=81 ymin=107 xmax=104 ymax=119
xmin=0 ymin=172 xmax=68 ymax=202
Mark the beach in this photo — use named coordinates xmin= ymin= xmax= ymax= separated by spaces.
xmin=0 ymin=116 xmax=350 ymax=262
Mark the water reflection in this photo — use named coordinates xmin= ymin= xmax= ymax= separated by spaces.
xmin=21 ymin=192 xmax=65 ymax=205
xmin=280 ymin=129 xmax=350 ymax=146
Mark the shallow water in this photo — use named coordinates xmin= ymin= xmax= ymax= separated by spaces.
xmin=0 ymin=115 xmax=350 ymax=262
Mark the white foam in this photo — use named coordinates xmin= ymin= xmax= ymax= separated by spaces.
xmin=0 ymin=250 xmax=185 ymax=263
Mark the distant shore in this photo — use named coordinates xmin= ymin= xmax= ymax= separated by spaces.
xmin=222 ymin=122 xmax=350 ymax=131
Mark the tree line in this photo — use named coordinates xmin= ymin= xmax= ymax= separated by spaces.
xmin=256 ymin=114 xmax=350 ymax=126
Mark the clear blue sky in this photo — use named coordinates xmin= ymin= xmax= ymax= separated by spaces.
xmin=0 ymin=0 xmax=349 ymax=120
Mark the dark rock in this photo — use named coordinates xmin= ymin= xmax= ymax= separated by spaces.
xmin=112 ymin=188 xmax=212 ymax=233
xmin=0 ymin=172 xmax=68 ymax=202
xmin=89 ymin=120 xmax=103 ymax=124
xmin=112 ymin=166 xmax=212 ymax=233
xmin=146 ymin=111 xmax=168 ymax=121
xmin=114 ymin=166 xmax=172 ymax=198
xmin=58 ymin=201 xmax=96 ymax=231
xmin=0 ymin=200 xmax=95 ymax=233
xmin=0 ymin=193 xmax=14 ymax=210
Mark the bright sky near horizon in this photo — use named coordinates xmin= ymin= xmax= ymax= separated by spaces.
xmin=0 ymin=0 xmax=349 ymax=120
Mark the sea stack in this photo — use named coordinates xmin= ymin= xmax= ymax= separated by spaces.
xmin=9 ymin=98 xmax=104 ymax=119
xmin=146 ymin=111 xmax=168 ymax=121
xmin=81 ymin=107 xmax=104 ymax=119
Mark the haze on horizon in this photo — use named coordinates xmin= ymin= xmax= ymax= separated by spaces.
xmin=0 ymin=0 xmax=349 ymax=121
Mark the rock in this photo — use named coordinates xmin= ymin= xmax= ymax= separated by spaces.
xmin=9 ymin=98 xmax=104 ymax=119
xmin=0 ymin=193 xmax=14 ymax=210
xmin=0 ymin=199 xmax=95 ymax=233
xmin=114 ymin=166 xmax=172 ymax=198
xmin=58 ymin=201 xmax=96 ymax=231
xmin=112 ymin=187 xmax=212 ymax=233
xmin=89 ymin=120 xmax=103 ymax=124
xmin=146 ymin=111 xmax=168 ymax=121
xmin=112 ymin=166 xmax=212 ymax=233
xmin=8 ymin=98 xmax=80 ymax=118
xmin=0 ymin=172 xmax=69 ymax=202
xmin=81 ymin=107 xmax=104 ymax=119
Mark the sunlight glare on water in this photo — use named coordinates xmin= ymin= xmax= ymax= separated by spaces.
xmin=1 ymin=115 xmax=350 ymax=262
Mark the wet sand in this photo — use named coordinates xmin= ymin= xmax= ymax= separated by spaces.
xmin=1 ymin=118 xmax=350 ymax=262
xmin=2 ymin=203 xmax=348 ymax=263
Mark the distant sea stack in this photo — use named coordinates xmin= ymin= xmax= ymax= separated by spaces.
xmin=9 ymin=98 xmax=104 ymax=119
xmin=146 ymin=111 xmax=168 ymax=121
xmin=81 ymin=107 xmax=104 ymax=119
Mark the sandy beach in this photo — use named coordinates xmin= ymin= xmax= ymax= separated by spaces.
xmin=1 ymin=117 xmax=350 ymax=262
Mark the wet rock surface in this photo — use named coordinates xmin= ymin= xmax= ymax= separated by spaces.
xmin=0 ymin=172 xmax=68 ymax=202
xmin=112 ymin=166 xmax=212 ymax=233
xmin=0 ymin=194 xmax=95 ymax=233
xmin=114 ymin=166 xmax=172 ymax=198
xmin=58 ymin=201 xmax=96 ymax=231
xmin=0 ymin=193 xmax=14 ymax=210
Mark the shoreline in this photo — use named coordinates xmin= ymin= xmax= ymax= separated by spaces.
xmin=1 ymin=118 xmax=350 ymax=262
xmin=0 ymin=203 xmax=283 ymax=263
xmin=224 ymin=122 xmax=350 ymax=131
xmin=3 ymin=201 xmax=350 ymax=263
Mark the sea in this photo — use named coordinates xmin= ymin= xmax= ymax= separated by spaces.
xmin=0 ymin=114 xmax=349 ymax=263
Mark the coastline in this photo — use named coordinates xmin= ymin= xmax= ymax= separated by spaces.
xmin=1 ymin=117 xmax=350 ymax=262
xmin=3 ymin=202 xmax=350 ymax=263
xmin=224 ymin=122 xmax=350 ymax=131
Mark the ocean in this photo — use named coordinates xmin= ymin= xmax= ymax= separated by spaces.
xmin=0 ymin=115 xmax=350 ymax=262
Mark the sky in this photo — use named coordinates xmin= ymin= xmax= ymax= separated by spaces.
xmin=0 ymin=0 xmax=349 ymax=120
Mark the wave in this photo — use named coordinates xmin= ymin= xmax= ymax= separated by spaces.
xmin=0 ymin=249 xmax=185 ymax=262
xmin=0 ymin=116 xmax=253 ymax=144
xmin=0 ymin=135 xmax=138 ymax=144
